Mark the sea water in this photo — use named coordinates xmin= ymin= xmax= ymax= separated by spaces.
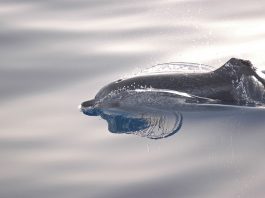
xmin=1 ymin=0 xmax=265 ymax=197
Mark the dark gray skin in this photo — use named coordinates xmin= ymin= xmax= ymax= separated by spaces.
xmin=82 ymin=58 xmax=265 ymax=108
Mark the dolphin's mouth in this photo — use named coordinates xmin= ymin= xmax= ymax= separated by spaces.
xmin=79 ymin=99 xmax=101 ymax=116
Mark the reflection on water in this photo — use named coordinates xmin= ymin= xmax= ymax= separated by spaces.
xmin=1 ymin=0 xmax=265 ymax=197
xmin=83 ymin=107 xmax=183 ymax=139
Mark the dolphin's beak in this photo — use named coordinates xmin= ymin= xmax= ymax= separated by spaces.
xmin=81 ymin=99 xmax=95 ymax=108
xmin=79 ymin=99 xmax=100 ymax=116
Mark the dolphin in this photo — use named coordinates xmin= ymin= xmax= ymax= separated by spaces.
xmin=80 ymin=58 xmax=265 ymax=139
xmin=81 ymin=58 xmax=265 ymax=112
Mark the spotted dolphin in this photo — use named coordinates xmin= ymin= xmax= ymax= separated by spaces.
xmin=80 ymin=58 xmax=265 ymax=139
xmin=81 ymin=58 xmax=265 ymax=112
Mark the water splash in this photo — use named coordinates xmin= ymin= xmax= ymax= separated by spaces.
xmin=123 ymin=62 xmax=215 ymax=79
xmin=142 ymin=62 xmax=215 ymax=74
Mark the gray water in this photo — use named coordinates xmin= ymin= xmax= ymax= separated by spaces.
xmin=1 ymin=0 xmax=265 ymax=197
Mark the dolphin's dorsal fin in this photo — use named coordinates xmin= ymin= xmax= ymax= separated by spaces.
xmin=214 ymin=58 xmax=256 ymax=77
xmin=215 ymin=58 xmax=265 ymax=87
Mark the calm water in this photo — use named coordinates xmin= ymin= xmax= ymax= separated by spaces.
xmin=1 ymin=0 xmax=265 ymax=197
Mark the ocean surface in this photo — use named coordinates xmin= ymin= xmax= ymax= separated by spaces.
xmin=1 ymin=0 xmax=265 ymax=197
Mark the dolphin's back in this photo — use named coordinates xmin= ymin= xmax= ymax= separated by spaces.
xmin=96 ymin=72 xmax=233 ymax=103
xmin=95 ymin=58 xmax=265 ymax=106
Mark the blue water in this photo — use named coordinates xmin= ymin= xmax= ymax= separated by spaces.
xmin=1 ymin=0 xmax=265 ymax=197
